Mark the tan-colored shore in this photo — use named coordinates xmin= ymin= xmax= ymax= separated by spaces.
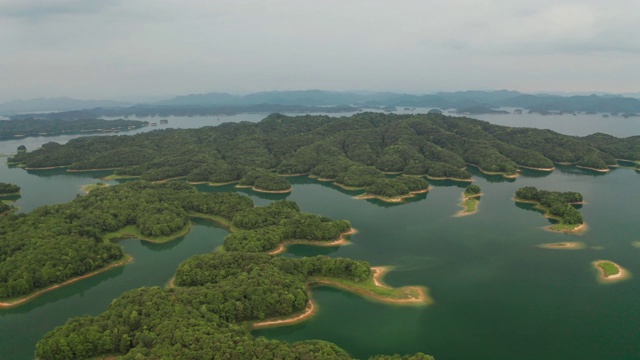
xmin=235 ymin=184 xmax=293 ymax=194
xmin=0 ymin=256 xmax=133 ymax=308
xmin=537 ymin=241 xmax=586 ymax=250
xmin=267 ymin=228 xmax=357 ymax=255
xmin=592 ymin=260 xmax=631 ymax=284
xmin=80 ymin=183 xmax=109 ymax=194
xmin=252 ymin=299 xmax=317 ymax=329
xmin=307 ymin=175 xmax=335 ymax=182
xmin=576 ymin=165 xmax=610 ymax=173
xmin=67 ymin=167 xmax=119 ymax=172
xmin=518 ymin=165 xmax=555 ymax=171
xmin=513 ymin=197 xmax=586 ymax=234
xmin=425 ymin=175 xmax=474 ymax=182
xmin=313 ymin=266 xmax=432 ymax=305
xmin=207 ymin=180 xmax=240 ymax=186
xmin=454 ymin=192 xmax=482 ymax=217
xmin=355 ymin=187 xmax=431 ymax=203
xmin=632 ymin=241 xmax=640 ymax=248
xmin=23 ymin=165 xmax=68 ymax=170
xmin=466 ymin=163 xmax=519 ymax=178
xmin=278 ymin=172 xmax=309 ymax=177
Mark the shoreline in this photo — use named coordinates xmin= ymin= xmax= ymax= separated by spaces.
xmin=425 ymin=175 xmax=474 ymax=182
xmin=235 ymin=184 xmax=293 ymax=194
xmin=466 ymin=163 xmax=519 ymax=179
xmin=355 ymin=187 xmax=431 ymax=203
xmin=518 ymin=165 xmax=555 ymax=171
xmin=513 ymin=197 xmax=586 ymax=234
xmin=312 ymin=266 xmax=432 ymax=306
xmin=23 ymin=165 xmax=69 ymax=170
xmin=252 ymin=299 xmax=317 ymax=329
xmin=454 ymin=192 xmax=482 ymax=217
xmin=267 ymin=228 xmax=357 ymax=255
xmin=67 ymin=167 xmax=119 ymax=172
xmin=576 ymin=165 xmax=610 ymax=173
xmin=80 ymin=183 xmax=109 ymax=194
xmin=0 ymin=255 xmax=133 ymax=308
xmin=104 ymin=222 xmax=193 ymax=244
xmin=592 ymin=260 xmax=631 ymax=284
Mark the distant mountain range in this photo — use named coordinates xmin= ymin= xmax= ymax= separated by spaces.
xmin=5 ymin=90 xmax=640 ymax=120
xmin=0 ymin=97 xmax=132 ymax=116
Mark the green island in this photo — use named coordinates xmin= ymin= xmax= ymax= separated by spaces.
xmin=0 ymin=118 xmax=148 ymax=140
xmin=592 ymin=260 xmax=631 ymax=284
xmin=356 ymin=176 xmax=430 ymax=202
xmin=9 ymin=113 xmax=638 ymax=188
xmin=0 ymin=182 xmax=20 ymax=196
xmin=3 ymin=182 xmax=434 ymax=359
xmin=514 ymin=187 xmax=585 ymax=233
xmin=456 ymin=184 xmax=481 ymax=216
xmin=0 ymin=181 xmax=361 ymax=302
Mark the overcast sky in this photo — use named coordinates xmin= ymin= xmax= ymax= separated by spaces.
xmin=1 ymin=0 xmax=639 ymax=102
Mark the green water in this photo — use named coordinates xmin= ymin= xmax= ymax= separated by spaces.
xmin=0 ymin=114 xmax=639 ymax=359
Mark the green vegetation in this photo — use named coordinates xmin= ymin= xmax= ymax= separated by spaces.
xmin=596 ymin=261 xmax=620 ymax=277
xmin=0 ymin=200 xmax=14 ymax=214
xmin=0 ymin=118 xmax=147 ymax=140
xmin=515 ymin=187 xmax=584 ymax=229
xmin=464 ymin=184 xmax=481 ymax=196
xmin=35 ymin=249 xmax=431 ymax=359
xmin=363 ymin=176 xmax=429 ymax=199
xmin=11 ymin=113 xmax=636 ymax=186
xmin=80 ymin=182 xmax=107 ymax=193
xmin=0 ymin=182 xmax=20 ymax=195
xmin=238 ymin=168 xmax=292 ymax=192
xmin=0 ymin=181 xmax=352 ymax=301
xmin=460 ymin=197 xmax=479 ymax=214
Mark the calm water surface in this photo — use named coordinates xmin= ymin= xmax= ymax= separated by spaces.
xmin=0 ymin=113 xmax=639 ymax=359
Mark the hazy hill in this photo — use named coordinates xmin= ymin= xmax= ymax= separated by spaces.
xmin=0 ymin=97 xmax=131 ymax=116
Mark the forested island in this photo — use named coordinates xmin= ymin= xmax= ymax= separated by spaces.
xmin=9 ymin=113 xmax=638 ymax=190
xmin=0 ymin=180 xmax=434 ymax=359
xmin=0 ymin=181 xmax=354 ymax=301
xmin=357 ymin=176 xmax=429 ymax=202
xmin=514 ymin=187 xmax=584 ymax=232
xmin=0 ymin=118 xmax=148 ymax=140
xmin=456 ymin=184 xmax=481 ymax=216
xmin=0 ymin=182 xmax=20 ymax=195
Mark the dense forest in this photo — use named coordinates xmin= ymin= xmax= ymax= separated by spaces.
xmin=0 ymin=182 xmax=20 ymax=195
xmin=0 ymin=118 xmax=147 ymax=140
xmin=0 ymin=181 xmax=349 ymax=299
xmin=515 ymin=187 xmax=584 ymax=225
xmin=11 ymin=113 xmax=636 ymax=188
xmin=36 ymin=252 xmax=432 ymax=359
xmin=364 ymin=176 xmax=429 ymax=198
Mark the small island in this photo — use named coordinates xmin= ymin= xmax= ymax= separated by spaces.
xmin=514 ymin=186 xmax=585 ymax=233
xmin=592 ymin=260 xmax=631 ymax=284
xmin=537 ymin=242 xmax=586 ymax=250
xmin=0 ymin=182 xmax=20 ymax=196
xmin=455 ymin=184 xmax=482 ymax=216
xmin=356 ymin=176 xmax=429 ymax=202
xmin=235 ymin=169 xmax=293 ymax=193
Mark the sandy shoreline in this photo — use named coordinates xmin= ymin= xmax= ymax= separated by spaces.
xmin=537 ymin=241 xmax=586 ymax=250
xmin=466 ymin=163 xmax=519 ymax=178
xmin=513 ymin=197 xmax=586 ymax=234
xmin=267 ymin=228 xmax=357 ymax=255
xmin=80 ymin=183 xmax=109 ymax=194
xmin=0 ymin=256 xmax=133 ymax=308
xmin=252 ymin=300 xmax=317 ymax=329
xmin=454 ymin=192 xmax=482 ymax=217
xmin=576 ymin=165 xmax=610 ymax=173
xmin=592 ymin=260 xmax=631 ymax=284
xmin=313 ymin=266 xmax=432 ymax=305
xmin=425 ymin=175 xmax=474 ymax=182
xmin=235 ymin=184 xmax=293 ymax=194
xmin=356 ymin=187 xmax=431 ymax=203
xmin=518 ymin=165 xmax=555 ymax=171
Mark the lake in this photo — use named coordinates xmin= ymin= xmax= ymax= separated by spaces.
xmin=0 ymin=112 xmax=639 ymax=359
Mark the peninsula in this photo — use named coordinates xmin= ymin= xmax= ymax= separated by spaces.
xmin=455 ymin=184 xmax=482 ymax=216
xmin=514 ymin=187 xmax=585 ymax=233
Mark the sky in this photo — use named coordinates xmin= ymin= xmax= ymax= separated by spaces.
xmin=1 ymin=0 xmax=639 ymax=102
